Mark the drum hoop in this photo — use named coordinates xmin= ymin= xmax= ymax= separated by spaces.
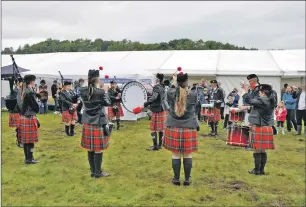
xmin=121 ymin=81 xmax=148 ymax=113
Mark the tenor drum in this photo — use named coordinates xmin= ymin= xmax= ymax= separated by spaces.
xmin=121 ymin=81 xmax=148 ymax=113
xmin=229 ymin=108 xmax=245 ymax=122
xmin=201 ymin=103 xmax=214 ymax=116
xmin=226 ymin=125 xmax=249 ymax=147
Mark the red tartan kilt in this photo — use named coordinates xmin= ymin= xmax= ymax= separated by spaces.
xmin=9 ymin=113 xmax=20 ymax=128
xmin=201 ymin=108 xmax=214 ymax=116
xmin=81 ymin=123 xmax=110 ymax=151
xmin=108 ymin=103 xmax=124 ymax=119
xmin=206 ymin=107 xmax=220 ymax=122
xmin=251 ymin=125 xmax=275 ymax=150
xmin=150 ymin=111 xmax=167 ymax=132
xmin=18 ymin=115 xmax=39 ymax=144
xmin=62 ymin=110 xmax=77 ymax=123
xmin=163 ymin=127 xmax=198 ymax=153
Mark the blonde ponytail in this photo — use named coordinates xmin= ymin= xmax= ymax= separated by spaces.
xmin=174 ymin=87 xmax=188 ymax=117
xmin=20 ymin=83 xmax=27 ymax=100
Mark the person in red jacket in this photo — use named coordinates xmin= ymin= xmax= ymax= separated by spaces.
xmin=275 ymin=101 xmax=287 ymax=135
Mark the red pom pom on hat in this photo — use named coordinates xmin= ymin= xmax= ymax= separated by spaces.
xmin=179 ymin=72 xmax=184 ymax=75
xmin=177 ymin=67 xmax=182 ymax=71
xmin=105 ymin=75 xmax=109 ymax=79
xmin=133 ymin=106 xmax=142 ymax=114
xmin=99 ymin=66 xmax=103 ymax=70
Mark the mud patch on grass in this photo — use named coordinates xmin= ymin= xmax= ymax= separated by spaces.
xmin=200 ymin=195 xmax=215 ymax=202
xmin=227 ymin=180 xmax=247 ymax=191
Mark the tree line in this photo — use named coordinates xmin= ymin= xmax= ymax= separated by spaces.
xmin=2 ymin=38 xmax=258 ymax=54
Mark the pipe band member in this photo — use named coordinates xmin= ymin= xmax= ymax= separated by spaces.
xmin=60 ymin=80 xmax=78 ymax=136
xmin=144 ymin=73 xmax=167 ymax=151
xmin=207 ymin=80 xmax=224 ymax=136
xmin=18 ymin=75 xmax=40 ymax=164
xmin=244 ymin=84 xmax=276 ymax=175
xmin=80 ymin=69 xmax=112 ymax=178
xmin=108 ymin=80 xmax=124 ymax=130
xmin=163 ymin=73 xmax=199 ymax=186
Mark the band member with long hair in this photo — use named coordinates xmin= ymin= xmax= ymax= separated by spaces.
xmin=18 ymin=75 xmax=40 ymax=164
xmin=244 ymin=84 xmax=276 ymax=175
xmin=162 ymin=73 xmax=199 ymax=186
xmin=60 ymin=81 xmax=78 ymax=136
xmin=108 ymin=80 xmax=124 ymax=130
xmin=207 ymin=80 xmax=224 ymax=136
xmin=144 ymin=73 xmax=167 ymax=151
xmin=80 ymin=69 xmax=112 ymax=178
xmin=38 ymin=79 xmax=48 ymax=114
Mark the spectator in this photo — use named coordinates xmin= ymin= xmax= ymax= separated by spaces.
xmin=196 ymin=79 xmax=208 ymax=120
xmin=275 ymin=101 xmax=287 ymax=135
xmin=223 ymin=96 xmax=234 ymax=129
xmin=38 ymin=79 xmax=48 ymax=114
xmin=218 ymin=82 xmax=225 ymax=120
xmin=281 ymin=83 xmax=288 ymax=101
xmin=51 ymin=80 xmax=59 ymax=112
xmin=292 ymin=85 xmax=306 ymax=136
xmin=227 ymin=88 xmax=240 ymax=107
xmin=282 ymin=86 xmax=297 ymax=132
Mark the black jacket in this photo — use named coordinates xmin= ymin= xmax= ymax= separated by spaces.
xmin=80 ymin=87 xmax=111 ymax=126
xmin=60 ymin=90 xmax=77 ymax=111
xmin=108 ymin=87 xmax=122 ymax=106
xmin=19 ymin=87 xmax=39 ymax=116
xmin=51 ymin=84 xmax=58 ymax=98
xmin=209 ymin=87 xmax=224 ymax=108
xmin=292 ymin=90 xmax=305 ymax=110
xmin=144 ymin=84 xmax=166 ymax=113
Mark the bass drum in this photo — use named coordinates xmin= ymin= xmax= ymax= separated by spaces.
xmin=121 ymin=81 xmax=148 ymax=113
xmin=140 ymin=82 xmax=153 ymax=101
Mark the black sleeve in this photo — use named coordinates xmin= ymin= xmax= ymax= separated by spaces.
xmin=108 ymin=91 xmax=117 ymax=102
xmin=26 ymin=92 xmax=39 ymax=113
xmin=60 ymin=92 xmax=73 ymax=106
xmin=144 ymin=86 xmax=160 ymax=107
xmin=292 ymin=91 xmax=298 ymax=99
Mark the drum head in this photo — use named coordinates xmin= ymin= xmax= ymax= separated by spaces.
xmin=121 ymin=81 xmax=148 ymax=113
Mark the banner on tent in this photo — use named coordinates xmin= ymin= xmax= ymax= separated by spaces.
xmin=100 ymin=78 xmax=152 ymax=84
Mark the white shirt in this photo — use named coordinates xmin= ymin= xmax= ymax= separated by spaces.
xmin=298 ymin=91 xmax=306 ymax=110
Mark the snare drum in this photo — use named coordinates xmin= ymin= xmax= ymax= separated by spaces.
xmin=226 ymin=125 xmax=249 ymax=147
xmin=229 ymin=108 xmax=245 ymax=122
xmin=201 ymin=103 xmax=214 ymax=117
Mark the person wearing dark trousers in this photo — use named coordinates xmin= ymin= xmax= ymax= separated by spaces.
xmin=80 ymin=69 xmax=112 ymax=178
xmin=162 ymin=73 xmax=199 ymax=186
xmin=60 ymin=81 xmax=78 ymax=136
xmin=51 ymin=80 xmax=59 ymax=112
xmin=292 ymin=85 xmax=306 ymax=136
xmin=144 ymin=73 xmax=167 ymax=151
xmin=75 ymin=78 xmax=84 ymax=124
xmin=244 ymin=84 xmax=276 ymax=175
xmin=107 ymin=80 xmax=124 ymax=130
xmin=223 ymin=96 xmax=233 ymax=129
xmin=17 ymin=75 xmax=40 ymax=164
xmin=218 ymin=82 xmax=225 ymax=120
xmin=38 ymin=79 xmax=48 ymax=114
xmin=282 ymin=86 xmax=297 ymax=132
xmin=207 ymin=80 xmax=224 ymax=136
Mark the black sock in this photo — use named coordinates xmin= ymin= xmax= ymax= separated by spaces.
xmin=70 ymin=124 xmax=75 ymax=135
xmin=87 ymin=151 xmax=95 ymax=175
xmin=210 ymin=122 xmax=214 ymax=132
xmin=151 ymin=132 xmax=157 ymax=147
xmin=94 ymin=153 xmax=103 ymax=176
xmin=172 ymin=159 xmax=181 ymax=180
xmin=23 ymin=144 xmax=28 ymax=161
xmin=65 ymin=125 xmax=70 ymax=135
xmin=158 ymin=132 xmax=163 ymax=146
xmin=183 ymin=158 xmax=192 ymax=181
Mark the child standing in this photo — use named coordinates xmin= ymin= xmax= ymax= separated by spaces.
xmin=223 ymin=96 xmax=234 ymax=129
xmin=275 ymin=101 xmax=287 ymax=135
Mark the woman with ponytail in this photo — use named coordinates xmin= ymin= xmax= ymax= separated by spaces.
xmin=244 ymin=84 xmax=276 ymax=176
xmin=59 ymin=81 xmax=78 ymax=136
xmin=18 ymin=75 xmax=40 ymax=164
xmin=162 ymin=73 xmax=199 ymax=186
xmin=79 ymin=69 xmax=112 ymax=178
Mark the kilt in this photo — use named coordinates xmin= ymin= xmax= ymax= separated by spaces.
xmin=62 ymin=110 xmax=78 ymax=123
xmin=206 ymin=107 xmax=220 ymax=123
xmin=18 ymin=115 xmax=39 ymax=144
xmin=108 ymin=103 xmax=124 ymax=120
xmin=150 ymin=111 xmax=167 ymax=132
xmin=163 ymin=127 xmax=198 ymax=153
xmin=251 ymin=125 xmax=275 ymax=151
xmin=9 ymin=113 xmax=20 ymax=128
xmin=81 ymin=123 xmax=110 ymax=151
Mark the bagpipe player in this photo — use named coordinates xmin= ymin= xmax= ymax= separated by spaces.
xmin=80 ymin=69 xmax=112 ymax=178
xmin=108 ymin=80 xmax=124 ymax=130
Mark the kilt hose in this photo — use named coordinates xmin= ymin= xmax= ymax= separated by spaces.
xmin=81 ymin=123 xmax=110 ymax=151
xmin=62 ymin=110 xmax=78 ymax=123
xmin=9 ymin=113 xmax=20 ymax=128
xmin=150 ymin=111 xmax=167 ymax=132
xmin=251 ymin=125 xmax=275 ymax=151
xmin=203 ymin=107 xmax=220 ymax=123
xmin=18 ymin=115 xmax=39 ymax=144
xmin=108 ymin=103 xmax=124 ymax=120
xmin=163 ymin=127 xmax=198 ymax=153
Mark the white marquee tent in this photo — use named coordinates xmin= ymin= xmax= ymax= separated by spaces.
xmin=1 ymin=49 xmax=305 ymax=120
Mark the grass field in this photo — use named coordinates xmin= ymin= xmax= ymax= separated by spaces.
xmin=1 ymin=111 xmax=305 ymax=206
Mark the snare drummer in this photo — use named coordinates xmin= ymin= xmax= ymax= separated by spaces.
xmin=144 ymin=73 xmax=167 ymax=151
xmin=244 ymin=84 xmax=276 ymax=175
xmin=108 ymin=80 xmax=124 ymax=130
xmin=80 ymin=70 xmax=112 ymax=178
xmin=60 ymin=81 xmax=78 ymax=136
xmin=207 ymin=80 xmax=224 ymax=136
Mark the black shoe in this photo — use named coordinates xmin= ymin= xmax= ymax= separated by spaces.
xmin=158 ymin=145 xmax=162 ymax=149
xmin=210 ymin=132 xmax=216 ymax=136
xmin=172 ymin=178 xmax=180 ymax=186
xmin=95 ymin=171 xmax=110 ymax=178
xmin=25 ymin=159 xmax=39 ymax=164
xmin=183 ymin=177 xmax=192 ymax=186
xmin=248 ymin=169 xmax=260 ymax=175
xmin=146 ymin=146 xmax=159 ymax=151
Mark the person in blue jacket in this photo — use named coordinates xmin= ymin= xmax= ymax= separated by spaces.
xmin=282 ymin=86 xmax=297 ymax=132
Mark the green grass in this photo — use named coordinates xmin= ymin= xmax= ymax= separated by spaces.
xmin=1 ymin=112 xmax=305 ymax=206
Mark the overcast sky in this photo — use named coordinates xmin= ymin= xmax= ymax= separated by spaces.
xmin=1 ymin=1 xmax=305 ymax=50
